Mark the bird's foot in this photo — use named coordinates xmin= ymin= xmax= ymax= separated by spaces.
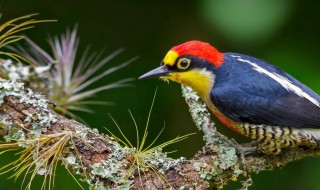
xmin=210 ymin=134 xmax=257 ymax=162
xmin=226 ymin=138 xmax=257 ymax=162
xmin=236 ymin=142 xmax=258 ymax=163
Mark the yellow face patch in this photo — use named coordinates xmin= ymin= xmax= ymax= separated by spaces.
xmin=161 ymin=69 xmax=215 ymax=98
xmin=163 ymin=50 xmax=179 ymax=66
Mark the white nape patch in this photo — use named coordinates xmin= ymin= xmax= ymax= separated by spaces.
xmin=231 ymin=55 xmax=320 ymax=108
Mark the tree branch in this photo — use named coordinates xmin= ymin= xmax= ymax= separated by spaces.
xmin=0 ymin=66 xmax=319 ymax=189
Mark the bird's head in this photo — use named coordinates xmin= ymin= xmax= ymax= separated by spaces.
xmin=139 ymin=40 xmax=224 ymax=97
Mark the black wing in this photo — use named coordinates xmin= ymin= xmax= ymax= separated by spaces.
xmin=211 ymin=53 xmax=320 ymax=129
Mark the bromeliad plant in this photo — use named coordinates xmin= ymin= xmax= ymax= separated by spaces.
xmin=9 ymin=27 xmax=137 ymax=119
xmin=0 ymin=13 xmax=136 ymax=120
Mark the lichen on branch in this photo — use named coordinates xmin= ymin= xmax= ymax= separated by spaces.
xmin=0 ymin=75 xmax=209 ymax=189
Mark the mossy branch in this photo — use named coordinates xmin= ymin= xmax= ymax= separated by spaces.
xmin=0 ymin=69 xmax=320 ymax=189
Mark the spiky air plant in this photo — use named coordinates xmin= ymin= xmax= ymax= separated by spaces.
xmin=10 ymin=27 xmax=137 ymax=119
xmin=106 ymin=90 xmax=194 ymax=188
xmin=0 ymin=130 xmax=87 ymax=190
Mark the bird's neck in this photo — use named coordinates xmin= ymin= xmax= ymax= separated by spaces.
xmin=182 ymin=68 xmax=215 ymax=98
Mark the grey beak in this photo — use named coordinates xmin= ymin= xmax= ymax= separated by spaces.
xmin=139 ymin=65 xmax=171 ymax=80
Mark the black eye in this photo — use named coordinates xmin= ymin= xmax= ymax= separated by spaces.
xmin=177 ymin=58 xmax=191 ymax=69
xmin=180 ymin=60 xmax=188 ymax=67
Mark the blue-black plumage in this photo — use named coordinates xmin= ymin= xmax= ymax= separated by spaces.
xmin=211 ymin=53 xmax=320 ymax=128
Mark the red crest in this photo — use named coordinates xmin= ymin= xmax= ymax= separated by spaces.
xmin=171 ymin=40 xmax=224 ymax=67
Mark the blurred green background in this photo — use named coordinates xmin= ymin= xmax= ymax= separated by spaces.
xmin=1 ymin=0 xmax=320 ymax=189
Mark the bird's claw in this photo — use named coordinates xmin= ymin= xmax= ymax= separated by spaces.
xmin=210 ymin=134 xmax=257 ymax=162
xmin=237 ymin=144 xmax=257 ymax=163
xmin=226 ymin=138 xmax=258 ymax=163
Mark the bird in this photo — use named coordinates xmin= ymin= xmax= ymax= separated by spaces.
xmin=139 ymin=40 xmax=320 ymax=154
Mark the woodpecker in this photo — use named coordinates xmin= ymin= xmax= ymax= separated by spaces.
xmin=139 ymin=40 xmax=320 ymax=154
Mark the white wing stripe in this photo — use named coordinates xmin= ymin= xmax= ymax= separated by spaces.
xmin=231 ymin=55 xmax=320 ymax=108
